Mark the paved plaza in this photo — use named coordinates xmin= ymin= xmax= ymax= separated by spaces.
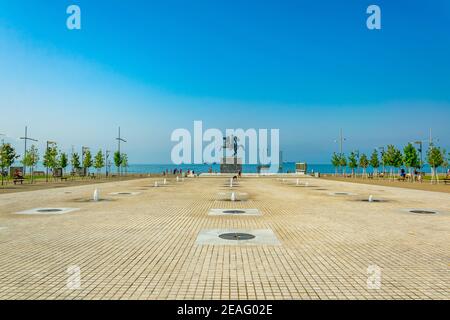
xmin=0 ymin=176 xmax=448 ymax=299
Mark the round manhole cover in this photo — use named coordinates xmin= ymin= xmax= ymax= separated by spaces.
xmin=37 ymin=209 xmax=63 ymax=213
xmin=315 ymin=188 xmax=327 ymax=191
xmin=334 ymin=192 xmax=350 ymax=195
xmin=409 ymin=210 xmax=437 ymax=215
xmin=223 ymin=210 xmax=246 ymax=214
xmin=117 ymin=192 xmax=131 ymax=195
xmin=219 ymin=233 xmax=256 ymax=240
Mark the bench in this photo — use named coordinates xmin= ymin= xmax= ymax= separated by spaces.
xmin=13 ymin=177 xmax=25 ymax=185
xmin=443 ymin=178 xmax=450 ymax=185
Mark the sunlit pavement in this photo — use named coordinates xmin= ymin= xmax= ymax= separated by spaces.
xmin=0 ymin=176 xmax=448 ymax=299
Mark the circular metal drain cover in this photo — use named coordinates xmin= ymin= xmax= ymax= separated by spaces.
xmin=409 ymin=210 xmax=436 ymax=214
xmin=223 ymin=210 xmax=246 ymax=214
xmin=117 ymin=192 xmax=131 ymax=195
xmin=219 ymin=233 xmax=255 ymax=240
xmin=334 ymin=192 xmax=350 ymax=195
xmin=37 ymin=209 xmax=63 ymax=213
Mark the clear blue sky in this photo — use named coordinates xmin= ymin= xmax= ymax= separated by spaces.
xmin=0 ymin=0 xmax=449 ymax=163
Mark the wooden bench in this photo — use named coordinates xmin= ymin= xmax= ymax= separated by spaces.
xmin=13 ymin=177 xmax=25 ymax=185
xmin=443 ymin=178 xmax=450 ymax=185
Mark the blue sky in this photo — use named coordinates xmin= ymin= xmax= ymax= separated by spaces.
xmin=0 ymin=0 xmax=449 ymax=163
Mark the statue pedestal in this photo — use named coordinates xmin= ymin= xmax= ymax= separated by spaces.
xmin=220 ymin=157 xmax=242 ymax=173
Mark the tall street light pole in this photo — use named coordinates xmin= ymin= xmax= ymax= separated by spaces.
xmin=105 ymin=150 xmax=111 ymax=178
xmin=116 ymin=127 xmax=126 ymax=175
xmin=46 ymin=140 xmax=57 ymax=182
xmin=82 ymin=146 xmax=89 ymax=176
xmin=378 ymin=146 xmax=385 ymax=174
xmin=20 ymin=126 xmax=38 ymax=177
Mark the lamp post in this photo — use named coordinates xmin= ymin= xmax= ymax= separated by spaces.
xmin=116 ymin=127 xmax=126 ymax=176
xmin=105 ymin=150 xmax=111 ymax=178
xmin=46 ymin=141 xmax=57 ymax=182
xmin=334 ymin=129 xmax=346 ymax=174
xmin=81 ymin=146 xmax=89 ymax=176
xmin=20 ymin=126 xmax=38 ymax=177
xmin=378 ymin=146 xmax=385 ymax=175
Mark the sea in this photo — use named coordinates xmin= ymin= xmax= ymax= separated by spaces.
xmin=28 ymin=162 xmax=437 ymax=175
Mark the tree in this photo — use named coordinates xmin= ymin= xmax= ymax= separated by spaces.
xmin=403 ymin=143 xmax=419 ymax=181
xmin=359 ymin=153 xmax=369 ymax=178
xmin=384 ymin=145 xmax=402 ymax=180
xmin=59 ymin=152 xmax=69 ymax=176
xmin=348 ymin=152 xmax=358 ymax=177
xmin=83 ymin=150 xmax=93 ymax=175
xmin=94 ymin=150 xmax=105 ymax=176
xmin=391 ymin=147 xmax=403 ymax=178
xmin=71 ymin=152 xmax=81 ymax=174
xmin=339 ymin=154 xmax=347 ymax=176
xmin=441 ymin=149 xmax=448 ymax=175
xmin=382 ymin=147 xmax=391 ymax=178
xmin=331 ymin=152 xmax=340 ymax=176
xmin=114 ymin=151 xmax=122 ymax=175
xmin=43 ymin=145 xmax=58 ymax=171
xmin=22 ymin=145 xmax=39 ymax=183
xmin=121 ymin=153 xmax=128 ymax=175
xmin=427 ymin=146 xmax=444 ymax=184
xmin=369 ymin=149 xmax=380 ymax=177
xmin=0 ymin=143 xmax=18 ymax=185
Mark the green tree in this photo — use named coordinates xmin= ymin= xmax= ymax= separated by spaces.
xmin=22 ymin=145 xmax=39 ymax=183
xmin=384 ymin=145 xmax=403 ymax=179
xmin=339 ymin=153 xmax=347 ymax=176
xmin=94 ymin=150 xmax=105 ymax=176
xmin=359 ymin=153 xmax=369 ymax=178
xmin=382 ymin=147 xmax=391 ymax=177
xmin=83 ymin=150 xmax=93 ymax=175
xmin=71 ymin=152 xmax=81 ymax=174
xmin=114 ymin=151 xmax=122 ymax=175
xmin=427 ymin=146 xmax=444 ymax=184
xmin=369 ymin=149 xmax=380 ymax=177
xmin=121 ymin=153 xmax=128 ymax=175
xmin=441 ymin=149 xmax=448 ymax=175
xmin=59 ymin=152 xmax=69 ymax=176
xmin=331 ymin=152 xmax=340 ymax=176
xmin=43 ymin=145 xmax=59 ymax=180
xmin=403 ymin=143 xmax=419 ymax=181
xmin=348 ymin=152 xmax=358 ymax=177
xmin=0 ymin=143 xmax=18 ymax=185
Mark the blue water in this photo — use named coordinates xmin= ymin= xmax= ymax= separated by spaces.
xmin=108 ymin=163 xmax=435 ymax=175
xmin=29 ymin=162 xmax=436 ymax=174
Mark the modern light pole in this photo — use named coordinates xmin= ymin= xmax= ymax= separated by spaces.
xmin=81 ymin=146 xmax=89 ymax=176
xmin=105 ymin=150 xmax=111 ymax=178
xmin=378 ymin=146 xmax=385 ymax=174
xmin=334 ymin=128 xmax=346 ymax=156
xmin=116 ymin=127 xmax=126 ymax=175
xmin=46 ymin=140 xmax=57 ymax=182
xmin=20 ymin=126 xmax=38 ymax=177
xmin=0 ymin=133 xmax=4 ymax=184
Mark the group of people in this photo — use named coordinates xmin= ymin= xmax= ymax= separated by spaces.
xmin=161 ymin=168 xmax=196 ymax=177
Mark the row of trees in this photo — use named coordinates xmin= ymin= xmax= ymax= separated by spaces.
xmin=331 ymin=143 xmax=449 ymax=183
xmin=0 ymin=142 xmax=129 ymax=184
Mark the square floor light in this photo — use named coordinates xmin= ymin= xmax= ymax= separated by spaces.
xmin=208 ymin=208 xmax=261 ymax=216
xmin=196 ymin=229 xmax=280 ymax=246
xmin=16 ymin=208 xmax=80 ymax=215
